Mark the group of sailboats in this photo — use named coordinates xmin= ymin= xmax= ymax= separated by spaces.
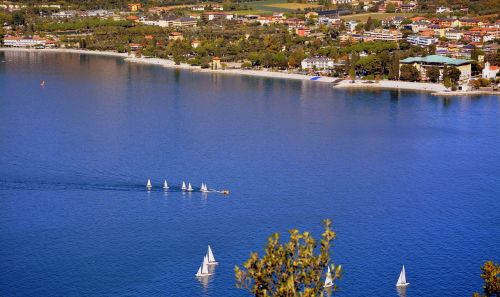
xmin=322 ymin=265 xmax=409 ymax=288
xmin=146 ymin=179 xmax=211 ymax=193
xmin=195 ymin=245 xmax=218 ymax=277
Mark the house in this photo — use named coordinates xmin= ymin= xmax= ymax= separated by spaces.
xmin=400 ymin=55 xmax=472 ymax=82
xmin=346 ymin=20 xmax=358 ymax=32
xmin=128 ymin=43 xmax=143 ymax=50
xmin=364 ymin=29 xmax=403 ymax=41
xmin=211 ymin=57 xmax=222 ymax=69
xmin=445 ymin=30 xmax=463 ymax=40
xmin=191 ymin=40 xmax=201 ymax=48
xmin=411 ymin=20 xmax=430 ymax=33
xmin=439 ymin=18 xmax=460 ymax=28
xmin=52 ymin=10 xmax=76 ymax=18
xmin=407 ymin=35 xmax=438 ymax=46
xmin=128 ymin=3 xmax=141 ymax=12
xmin=482 ymin=62 xmax=499 ymax=79
xmin=169 ymin=32 xmax=184 ymax=41
xmin=301 ymin=57 xmax=335 ymax=70
xmin=436 ymin=6 xmax=450 ymax=13
xmin=296 ymin=27 xmax=311 ymax=37
xmin=400 ymin=3 xmax=416 ymax=12
xmin=204 ymin=12 xmax=233 ymax=21
xmin=172 ymin=17 xmax=198 ymax=27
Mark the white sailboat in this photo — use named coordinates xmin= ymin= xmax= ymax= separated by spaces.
xmin=206 ymin=245 xmax=218 ymax=265
xmin=396 ymin=265 xmax=409 ymax=287
xmin=324 ymin=266 xmax=333 ymax=288
xmin=195 ymin=255 xmax=212 ymax=277
xmin=181 ymin=181 xmax=187 ymax=191
xmin=146 ymin=179 xmax=152 ymax=190
xmin=201 ymin=183 xmax=209 ymax=193
xmin=187 ymin=182 xmax=193 ymax=192
xmin=163 ymin=180 xmax=169 ymax=190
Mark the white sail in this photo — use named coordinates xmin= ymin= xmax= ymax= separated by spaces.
xmin=201 ymin=256 xmax=209 ymax=274
xmin=163 ymin=180 xmax=169 ymax=189
xmin=146 ymin=179 xmax=152 ymax=189
xmin=188 ymin=183 xmax=193 ymax=191
xmin=182 ymin=181 xmax=186 ymax=190
xmin=396 ymin=266 xmax=409 ymax=287
xmin=195 ymin=266 xmax=202 ymax=276
xmin=204 ymin=183 xmax=209 ymax=192
xmin=207 ymin=245 xmax=218 ymax=264
xmin=324 ymin=266 xmax=333 ymax=288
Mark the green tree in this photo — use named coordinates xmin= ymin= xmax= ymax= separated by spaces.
xmin=399 ymin=64 xmax=420 ymax=81
xmin=235 ymin=220 xmax=341 ymax=297
xmin=444 ymin=66 xmax=461 ymax=86
xmin=386 ymin=3 xmax=396 ymax=12
xmin=473 ymin=261 xmax=500 ymax=297
xmin=427 ymin=66 xmax=440 ymax=82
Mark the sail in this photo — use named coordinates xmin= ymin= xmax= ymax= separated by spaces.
xmin=324 ymin=266 xmax=333 ymax=287
xmin=147 ymin=179 xmax=152 ymax=188
xmin=208 ymin=245 xmax=216 ymax=263
xmin=196 ymin=266 xmax=201 ymax=276
xmin=397 ymin=266 xmax=407 ymax=285
xmin=163 ymin=180 xmax=168 ymax=189
xmin=201 ymin=256 xmax=209 ymax=274
xmin=188 ymin=183 xmax=193 ymax=191
xmin=204 ymin=183 xmax=208 ymax=191
xmin=182 ymin=181 xmax=186 ymax=190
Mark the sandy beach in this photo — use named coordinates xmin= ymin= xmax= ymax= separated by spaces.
xmin=3 ymin=47 xmax=494 ymax=96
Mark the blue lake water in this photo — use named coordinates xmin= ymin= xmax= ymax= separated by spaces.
xmin=0 ymin=51 xmax=499 ymax=297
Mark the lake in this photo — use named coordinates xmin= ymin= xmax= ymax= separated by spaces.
xmin=1 ymin=50 xmax=499 ymax=297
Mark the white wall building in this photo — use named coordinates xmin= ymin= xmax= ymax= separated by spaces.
xmin=407 ymin=35 xmax=438 ymax=46
xmin=301 ymin=57 xmax=335 ymax=70
xmin=3 ymin=36 xmax=47 ymax=47
xmin=482 ymin=62 xmax=499 ymax=79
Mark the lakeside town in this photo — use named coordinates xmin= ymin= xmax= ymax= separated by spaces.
xmin=0 ymin=0 xmax=499 ymax=94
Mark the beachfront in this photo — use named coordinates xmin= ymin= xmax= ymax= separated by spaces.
xmin=2 ymin=47 xmax=497 ymax=96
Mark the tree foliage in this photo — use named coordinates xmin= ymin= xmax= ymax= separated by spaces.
xmin=399 ymin=64 xmax=420 ymax=81
xmin=473 ymin=261 xmax=500 ymax=297
xmin=235 ymin=219 xmax=341 ymax=297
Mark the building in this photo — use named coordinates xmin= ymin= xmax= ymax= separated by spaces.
xmin=168 ymin=32 xmax=184 ymax=41
xmin=445 ymin=30 xmax=463 ymax=40
xmin=482 ymin=62 xmax=499 ymax=79
xmin=128 ymin=3 xmax=141 ymax=11
xmin=301 ymin=57 xmax=335 ymax=70
xmin=204 ymin=12 xmax=233 ymax=21
xmin=296 ymin=27 xmax=311 ymax=37
xmin=3 ymin=36 xmax=47 ymax=47
xmin=172 ymin=17 xmax=197 ymax=27
xmin=400 ymin=55 xmax=472 ymax=82
xmin=364 ymin=29 xmax=402 ymax=41
xmin=346 ymin=20 xmax=358 ymax=32
xmin=436 ymin=6 xmax=450 ymax=13
xmin=407 ymin=35 xmax=438 ymax=46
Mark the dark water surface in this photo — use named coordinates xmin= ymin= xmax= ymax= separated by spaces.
xmin=1 ymin=51 xmax=499 ymax=297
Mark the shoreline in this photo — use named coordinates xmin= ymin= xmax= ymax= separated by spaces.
xmin=2 ymin=47 xmax=498 ymax=96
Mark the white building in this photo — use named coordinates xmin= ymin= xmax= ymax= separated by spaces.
xmin=445 ymin=30 xmax=463 ymax=40
xmin=346 ymin=20 xmax=358 ymax=32
xmin=3 ymin=36 xmax=47 ymax=47
xmin=364 ymin=29 xmax=403 ymax=41
xmin=301 ymin=57 xmax=335 ymax=70
xmin=482 ymin=62 xmax=499 ymax=79
xmin=436 ymin=6 xmax=451 ymax=13
xmin=407 ymin=35 xmax=438 ymax=46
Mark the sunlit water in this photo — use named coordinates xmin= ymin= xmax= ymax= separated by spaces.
xmin=1 ymin=51 xmax=499 ymax=297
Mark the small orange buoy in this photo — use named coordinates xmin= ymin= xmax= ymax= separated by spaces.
xmin=221 ymin=190 xmax=230 ymax=195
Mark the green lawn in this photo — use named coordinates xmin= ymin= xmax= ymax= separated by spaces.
xmin=248 ymin=0 xmax=309 ymax=12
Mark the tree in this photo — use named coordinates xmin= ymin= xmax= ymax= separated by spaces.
xmin=399 ymin=65 xmax=420 ymax=81
xmin=473 ymin=261 xmax=500 ymax=297
xmin=235 ymin=220 xmax=341 ymax=297
xmin=427 ymin=66 xmax=440 ymax=82
xmin=385 ymin=3 xmax=396 ymax=12
xmin=444 ymin=66 xmax=461 ymax=86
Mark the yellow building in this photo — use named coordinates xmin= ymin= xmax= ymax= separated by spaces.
xmin=128 ymin=3 xmax=141 ymax=12
xmin=400 ymin=55 xmax=471 ymax=82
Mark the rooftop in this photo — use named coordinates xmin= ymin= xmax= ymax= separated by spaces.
xmin=400 ymin=55 xmax=471 ymax=66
